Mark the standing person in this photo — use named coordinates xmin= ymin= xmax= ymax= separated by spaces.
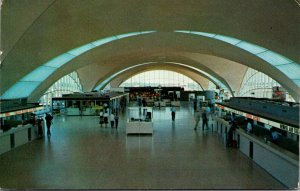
xmin=103 ymin=102 xmax=108 ymax=113
xmin=142 ymin=98 xmax=147 ymax=115
xmin=110 ymin=113 xmax=115 ymax=128
xmin=103 ymin=111 xmax=109 ymax=128
xmin=205 ymin=105 xmax=211 ymax=120
xmin=194 ymin=110 xmax=201 ymax=130
xmin=29 ymin=113 xmax=36 ymax=126
xmin=230 ymin=113 xmax=236 ymax=123
xmin=45 ymin=113 xmax=53 ymax=137
xmin=246 ymin=119 xmax=253 ymax=134
xmin=170 ymin=105 xmax=176 ymax=121
xmin=99 ymin=110 xmax=104 ymax=127
xmin=270 ymin=127 xmax=279 ymax=144
xmin=210 ymin=99 xmax=215 ymax=112
xmin=142 ymin=98 xmax=146 ymax=107
xmin=227 ymin=121 xmax=237 ymax=147
xmin=202 ymin=110 xmax=208 ymax=130
xmin=79 ymin=106 xmax=83 ymax=118
xmin=137 ymin=96 xmax=142 ymax=107
xmin=114 ymin=113 xmax=119 ymax=129
xmin=37 ymin=118 xmax=43 ymax=138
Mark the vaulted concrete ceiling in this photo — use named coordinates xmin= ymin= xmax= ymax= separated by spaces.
xmin=85 ymin=63 xmax=214 ymax=91
xmin=1 ymin=0 xmax=300 ymax=102
xmin=108 ymin=66 xmax=211 ymax=91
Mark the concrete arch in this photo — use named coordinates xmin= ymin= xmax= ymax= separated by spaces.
xmin=99 ymin=64 xmax=216 ymax=90
xmin=109 ymin=65 xmax=210 ymax=90
xmin=2 ymin=31 xmax=299 ymax=102
xmin=91 ymin=61 xmax=232 ymax=92
xmin=2 ymin=1 xmax=300 ymax=102
xmin=26 ymin=31 xmax=299 ymax=101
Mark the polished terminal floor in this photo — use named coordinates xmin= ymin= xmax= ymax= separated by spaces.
xmin=0 ymin=103 xmax=286 ymax=189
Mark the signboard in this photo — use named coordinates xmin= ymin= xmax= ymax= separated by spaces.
xmin=216 ymin=104 xmax=298 ymax=135
xmin=0 ymin=106 xmax=44 ymax=118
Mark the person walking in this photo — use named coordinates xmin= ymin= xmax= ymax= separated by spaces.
xmin=45 ymin=113 xmax=53 ymax=137
xmin=194 ymin=110 xmax=201 ymax=130
xmin=103 ymin=111 xmax=109 ymax=128
xmin=170 ymin=105 xmax=176 ymax=121
xmin=99 ymin=110 xmax=104 ymax=127
xmin=110 ymin=113 xmax=115 ymax=128
xmin=202 ymin=110 xmax=208 ymax=130
xmin=114 ymin=113 xmax=119 ymax=129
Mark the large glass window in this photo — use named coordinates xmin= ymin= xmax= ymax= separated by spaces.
xmin=119 ymin=70 xmax=203 ymax=91
xmin=39 ymin=71 xmax=83 ymax=106
xmin=238 ymin=68 xmax=295 ymax=102
xmin=175 ymin=30 xmax=300 ymax=89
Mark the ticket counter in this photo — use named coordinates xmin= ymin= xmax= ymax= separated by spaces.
xmin=52 ymin=92 xmax=129 ymax=116
xmin=236 ymin=129 xmax=298 ymax=188
xmin=0 ymin=100 xmax=45 ymax=155
xmin=215 ymin=116 xmax=299 ymax=188
xmin=0 ymin=124 xmax=45 ymax=155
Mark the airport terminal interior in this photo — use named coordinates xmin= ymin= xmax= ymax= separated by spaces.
xmin=0 ymin=0 xmax=299 ymax=190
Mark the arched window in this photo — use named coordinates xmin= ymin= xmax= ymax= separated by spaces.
xmin=238 ymin=68 xmax=295 ymax=102
xmin=119 ymin=70 xmax=204 ymax=91
xmin=39 ymin=71 xmax=83 ymax=106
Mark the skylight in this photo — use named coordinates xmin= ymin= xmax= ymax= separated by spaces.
xmin=276 ymin=63 xmax=300 ymax=79
xmin=214 ymin=35 xmax=241 ymax=45
xmin=91 ymin=36 xmax=117 ymax=46
xmin=3 ymin=29 xmax=298 ymax=100
xmin=236 ymin=41 xmax=267 ymax=54
xmin=44 ymin=53 xmax=75 ymax=68
xmin=68 ymin=44 xmax=96 ymax=56
xmin=116 ymin=32 xmax=144 ymax=39
xmin=174 ymin=30 xmax=300 ymax=88
xmin=256 ymin=51 xmax=294 ymax=66
xmin=1 ymin=31 xmax=156 ymax=99
xmin=1 ymin=82 xmax=40 ymax=99
xmin=21 ymin=66 xmax=57 ymax=82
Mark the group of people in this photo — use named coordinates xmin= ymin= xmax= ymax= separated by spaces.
xmin=29 ymin=113 xmax=45 ymax=138
xmin=37 ymin=104 xmax=282 ymax=148
xmin=28 ymin=113 xmax=53 ymax=138
xmin=170 ymin=105 xmax=211 ymax=130
xmin=226 ymin=113 xmax=280 ymax=147
xmin=99 ymin=111 xmax=119 ymax=128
